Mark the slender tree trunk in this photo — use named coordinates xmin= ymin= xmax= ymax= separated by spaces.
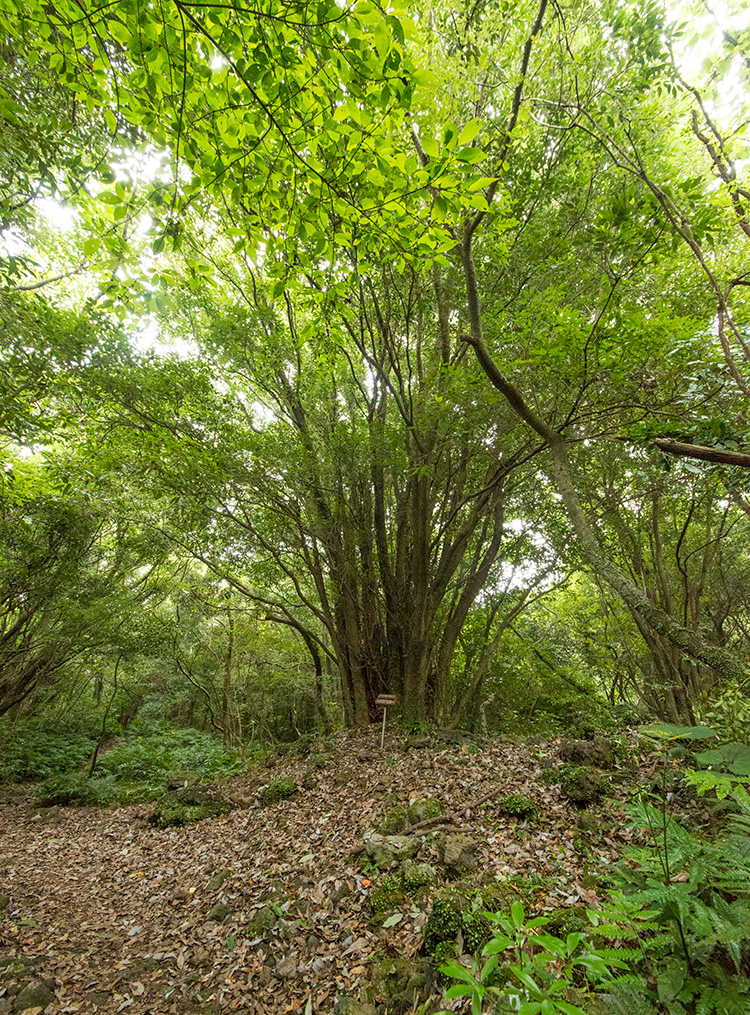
xmin=222 ymin=601 xmax=234 ymax=746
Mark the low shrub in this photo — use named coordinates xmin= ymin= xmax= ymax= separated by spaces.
xmin=97 ymin=726 xmax=242 ymax=783
xmin=0 ymin=718 xmax=96 ymax=782
xmin=497 ymin=793 xmax=539 ymax=821
xmin=36 ymin=772 xmax=163 ymax=807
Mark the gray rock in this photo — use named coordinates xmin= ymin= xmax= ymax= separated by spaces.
xmin=12 ymin=979 xmax=54 ymax=1011
xmin=363 ymin=832 xmax=421 ymax=868
xmin=439 ymin=834 xmax=478 ymax=876
xmin=560 ymin=737 xmax=614 ymax=769
xmin=275 ymin=955 xmax=298 ymax=979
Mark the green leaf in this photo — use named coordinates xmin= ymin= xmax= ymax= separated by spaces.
xmin=382 ymin=912 xmax=403 ymax=928
xmin=483 ymin=933 xmax=513 ymax=954
xmin=458 ymin=119 xmax=482 ymax=146
xmin=696 ymin=743 xmax=750 ymax=775
xmin=445 ymin=985 xmax=473 ymax=998
xmin=456 ymin=146 xmax=485 ymax=164
xmin=441 ymin=960 xmax=473 ymax=981
xmin=639 ymin=724 xmax=716 ymax=741
xmin=510 ymin=900 xmax=525 ymax=928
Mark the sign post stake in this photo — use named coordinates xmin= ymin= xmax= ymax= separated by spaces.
xmin=375 ymin=694 xmax=398 ymax=749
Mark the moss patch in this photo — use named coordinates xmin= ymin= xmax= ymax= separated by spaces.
xmin=259 ymin=777 xmax=297 ymax=805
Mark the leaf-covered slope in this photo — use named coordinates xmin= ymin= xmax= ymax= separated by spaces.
xmin=0 ymin=729 xmax=639 ymax=1014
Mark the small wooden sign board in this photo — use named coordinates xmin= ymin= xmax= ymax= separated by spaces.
xmin=376 ymin=694 xmax=398 ymax=747
xmin=375 ymin=694 xmax=398 ymax=707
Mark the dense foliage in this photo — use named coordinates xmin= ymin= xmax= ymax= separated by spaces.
xmin=1 ymin=0 xmax=750 ymax=742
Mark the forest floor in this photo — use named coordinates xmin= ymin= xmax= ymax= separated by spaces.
xmin=0 ymin=727 xmax=650 ymax=1015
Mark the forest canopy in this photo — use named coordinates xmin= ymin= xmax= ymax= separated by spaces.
xmin=1 ymin=0 xmax=750 ymax=739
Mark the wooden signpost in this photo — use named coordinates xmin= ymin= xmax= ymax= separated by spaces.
xmin=375 ymin=694 xmax=398 ymax=748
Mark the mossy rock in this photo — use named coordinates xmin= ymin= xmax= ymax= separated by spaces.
xmin=149 ymin=786 xmax=232 ymax=828
xmin=381 ymin=805 xmax=410 ymax=834
xmin=166 ymin=769 xmax=206 ymax=790
xmin=363 ymin=832 xmax=421 ymax=868
xmin=562 ymin=768 xmax=607 ymax=807
xmin=497 ymin=793 xmax=539 ymax=821
xmin=438 ymin=833 xmax=478 ymax=877
xmin=408 ymin=798 xmax=441 ymax=824
xmin=248 ymin=906 xmax=278 ymax=935
xmin=206 ymin=869 xmax=232 ymax=892
xmin=367 ymin=956 xmax=428 ymax=1007
xmin=13 ymin=978 xmax=55 ymax=1010
xmin=539 ymin=764 xmax=608 ymax=807
xmin=423 ymin=887 xmax=489 ymax=955
xmin=333 ymin=998 xmax=378 ymax=1015
xmin=559 ymin=737 xmax=615 ymax=769
xmin=430 ymin=940 xmax=459 ymax=983
xmin=546 ymin=905 xmax=588 ymax=938
xmin=370 ymin=885 xmax=407 ymax=919
xmin=423 ymin=892 xmax=464 ymax=953
xmin=370 ymin=872 xmax=406 ymax=917
xmin=206 ymin=903 xmax=232 ymax=922
xmin=259 ymin=777 xmax=297 ymax=805
xmin=402 ymin=862 xmax=437 ymax=893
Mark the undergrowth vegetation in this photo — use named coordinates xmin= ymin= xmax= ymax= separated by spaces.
xmin=437 ymin=723 xmax=750 ymax=1014
xmin=0 ymin=715 xmax=249 ymax=806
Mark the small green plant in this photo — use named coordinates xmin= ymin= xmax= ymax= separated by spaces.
xmin=259 ymin=776 xmax=296 ymax=805
xmin=437 ymin=900 xmax=627 ymax=1015
xmin=702 ymin=683 xmax=750 ymax=744
xmin=370 ymin=873 xmax=407 ymax=918
xmin=498 ymin=793 xmax=539 ymax=822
